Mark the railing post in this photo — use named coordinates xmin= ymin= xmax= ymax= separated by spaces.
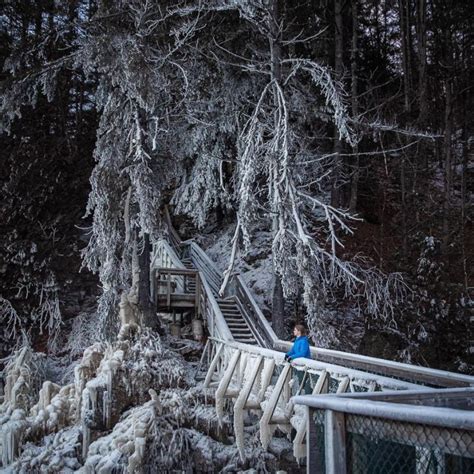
xmin=325 ymin=410 xmax=347 ymax=474
xmin=195 ymin=273 xmax=201 ymax=315
xmin=166 ymin=271 xmax=171 ymax=308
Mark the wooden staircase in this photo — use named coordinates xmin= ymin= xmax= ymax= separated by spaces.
xmin=181 ymin=257 xmax=197 ymax=294
xmin=157 ymin=252 xmax=259 ymax=344
xmin=217 ymin=298 xmax=257 ymax=344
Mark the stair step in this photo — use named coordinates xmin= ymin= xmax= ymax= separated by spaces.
xmin=235 ymin=337 xmax=257 ymax=344
xmin=231 ymin=331 xmax=253 ymax=336
xmin=224 ymin=317 xmax=245 ymax=323
xmin=228 ymin=323 xmax=251 ymax=330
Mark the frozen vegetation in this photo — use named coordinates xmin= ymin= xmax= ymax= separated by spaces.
xmin=0 ymin=295 xmax=297 ymax=473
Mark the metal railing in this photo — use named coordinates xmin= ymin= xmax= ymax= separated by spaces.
xmin=293 ymin=387 xmax=474 ymax=474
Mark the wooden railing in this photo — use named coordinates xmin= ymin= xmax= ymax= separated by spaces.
xmin=150 ymin=240 xmax=186 ymax=303
xmin=182 ymin=241 xmax=222 ymax=296
xmin=198 ymin=276 xmax=232 ymax=341
xmin=202 ymin=337 xmax=435 ymax=462
xmin=155 ymin=267 xmax=200 ymax=309
xmin=274 ymin=340 xmax=474 ymax=388
xmin=163 ymin=205 xmax=182 ymax=251
xmin=154 ymin=218 xmax=474 ymax=388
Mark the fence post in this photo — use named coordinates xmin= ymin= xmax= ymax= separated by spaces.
xmin=306 ymin=406 xmax=323 ymax=474
xmin=325 ymin=410 xmax=347 ymax=474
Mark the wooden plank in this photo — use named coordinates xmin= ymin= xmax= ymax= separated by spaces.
xmin=193 ymin=338 xmax=210 ymax=380
xmin=234 ymin=356 xmax=264 ymax=458
xmin=166 ymin=274 xmax=171 ymax=307
xmin=195 ymin=274 xmax=201 ymax=314
xmin=337 ymin=376 xmax=350 ymax=394
xmin=215 ymin=349 xmax=241 ymax=413
xmin=325 ymin=410 xmax=347 ymax=474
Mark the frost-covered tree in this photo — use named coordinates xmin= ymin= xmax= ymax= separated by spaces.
xmin=166 ymin=0 xmax=405 ymax=339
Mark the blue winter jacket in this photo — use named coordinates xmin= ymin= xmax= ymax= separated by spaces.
xmin=286 ymin=336 xmax=311 ymax=360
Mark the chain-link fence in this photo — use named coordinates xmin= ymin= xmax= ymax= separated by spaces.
xmin=308 ymin=409 xmax=474 ymax=474
xmin=296 ymin=388 xmax=474 ymax=474
xmin=345 ymin=414 xmax=474 ymax=474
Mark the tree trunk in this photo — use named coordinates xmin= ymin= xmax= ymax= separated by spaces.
xmin=269 ymin=0 xmax=286 ymax=337
xmin=272 ymin=274 xmax=285 ymax=338
xmin=416 ymin=0 xmax=428 ymax=123
xmin=138 ymin=233 xmax=155 ymax=328
xmin=399 ymin=0 xmax=412 ymax=113
xmin=349 ymin=0 xmax=359 ymax=213
xmin=400 ymin=154 xmax=408 ymax=258
xmin=442 ymin=81 xmax=453 ymax=253
xmin=331 ymin=0 xmax=344 ymax=208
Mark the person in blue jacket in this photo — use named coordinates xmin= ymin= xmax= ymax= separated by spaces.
xmin=284 ymin=324 xmax=311 ymax=362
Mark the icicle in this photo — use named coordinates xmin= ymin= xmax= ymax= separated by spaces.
xmin=1 ymin=409 xmax=27 ymax=466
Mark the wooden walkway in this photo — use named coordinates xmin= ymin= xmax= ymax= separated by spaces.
xmin=151 ymin=211 xmax=474 ymax=463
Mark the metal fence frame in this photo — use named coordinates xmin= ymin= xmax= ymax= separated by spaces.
xmin=293 ymin=387 xmax=474 ymax=474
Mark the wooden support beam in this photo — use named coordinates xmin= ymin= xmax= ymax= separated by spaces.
xmin=203 ymin=343 xmax=224 ymax=388
xmin=193 ymin=338 xmax=210 ymax=380
xmin=215 ymin=349 xmax=241 ymax=424
xmin=195 ymin=273 xmax=201 ymax=315
xmin=337 ymin=376 xmax=350 ymax=394
xmin=166 ymin=272 xmax=171 ymax=307
xmin=260 ymin=364 xmax=292 ymax=449
xmin=234 ymin=356 xmax=264 ymax=459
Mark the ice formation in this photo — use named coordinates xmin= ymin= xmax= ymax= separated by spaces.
xmin=0 ymin=312 xmax=287 ymax=472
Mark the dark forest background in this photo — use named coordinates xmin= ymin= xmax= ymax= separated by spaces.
xmin=1 ymin=0 xmax=472 ymax=372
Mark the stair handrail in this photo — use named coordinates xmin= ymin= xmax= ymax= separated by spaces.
xmin=150 ymin=239 xmax=187 ymax=304
xmin=183 ymin=241 xmax=222 ymax=296
xmin=231 ymin=275 xmax=277 ymax=348
xmin=208 ymin=337 xmax=430 ymax=391
xmin=159 ymin=210 xmax=474 ymax=388
xmin=199 ymin=275 xmax=233 ymax=341
xmin=151 ymin=239 xmax=185 ymax=271
xmin=182 ymin=240 xmax=278 ymax=347
xmin=163 ymin=205 xmax=182 ymax=250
